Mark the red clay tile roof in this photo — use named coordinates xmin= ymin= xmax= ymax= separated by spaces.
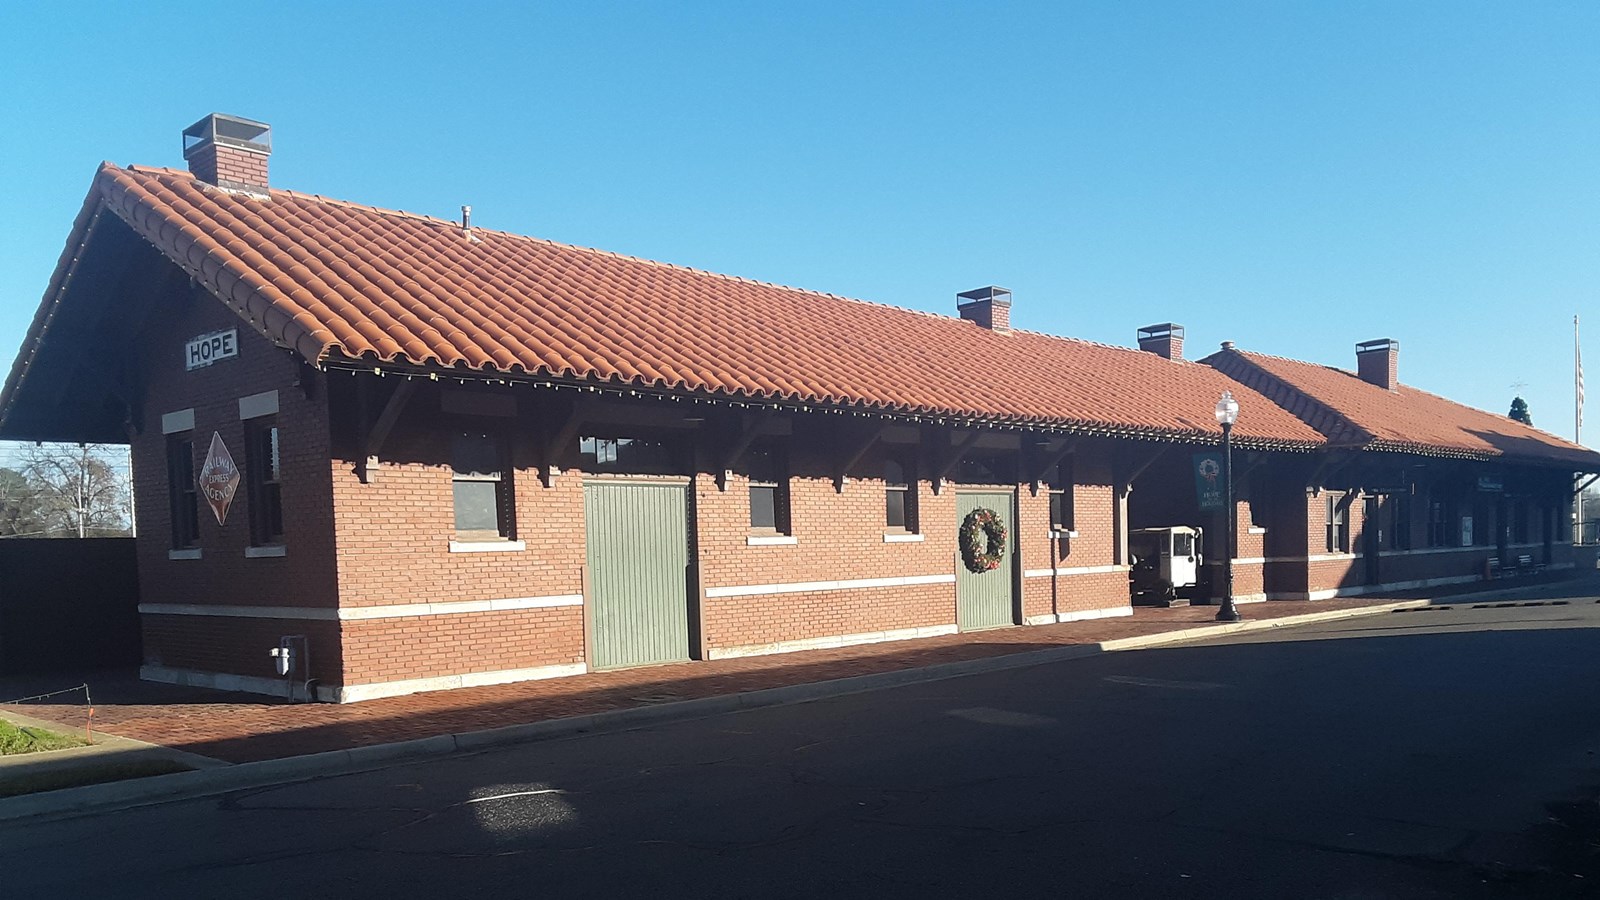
xmin=1205 ymin=348 xmax=1600 ymax=467
xmin=8 ymin=162 xmax=1328 ymax=448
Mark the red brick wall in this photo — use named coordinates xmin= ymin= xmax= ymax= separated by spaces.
xmin=143 ymin=614 xmax=340 ymax=685
xmin=325 ymin=379 xmax=588 ymax=684
xmin=133 ymin=335 xmax=1586 ymax=695
xmin=131 ymin=283 xmax=339 ymax=681
xmin=340 ymin=608 xmax=583 ymax=684
xmin=1020 ymin=455 xmax=1126 ymax=620
xmin=696 ymin=451 xmax=961 ymax=649
xmin=1050 ymin=570 xmax=1132 ymax=615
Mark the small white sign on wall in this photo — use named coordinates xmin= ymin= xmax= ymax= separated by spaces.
xmin=186 ymin=329 xmax=238 ymax=370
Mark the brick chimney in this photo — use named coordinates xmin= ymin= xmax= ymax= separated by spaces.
xmin=1137 ymin=323 xmax=1185 ymax=360
xmin=957 ymin=286 xmax=1011 ymax=333
xmin=1356 ymin=338 xmax=1400 ymax=391
xmin=183 ymin=114 xmax=271 ymax=194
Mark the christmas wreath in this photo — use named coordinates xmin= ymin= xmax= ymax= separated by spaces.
xmin=959 ymin=508 xmax=1008 ymax=573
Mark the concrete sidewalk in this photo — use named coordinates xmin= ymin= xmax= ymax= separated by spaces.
xmin=2 ymin=573 xmax=1592 ymax=821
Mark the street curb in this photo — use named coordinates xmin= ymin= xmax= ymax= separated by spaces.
xmin=0 ymin=707 xmax=228 ymax=775
xmin=0 ymin=590 xmax=1545 ymax=823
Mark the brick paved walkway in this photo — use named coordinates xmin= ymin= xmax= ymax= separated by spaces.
xmin=2 ymin=574 xmax=1589 ymax=765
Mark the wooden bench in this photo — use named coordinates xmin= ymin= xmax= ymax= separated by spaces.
xmin=1488 ymin=554 xmax=1549 ymax=579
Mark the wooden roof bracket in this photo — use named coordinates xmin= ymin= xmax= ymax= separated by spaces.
xmin=716 ymin=413 xmax=776 ymax=491
xmin=1116 ymin=444 xmax=1167 ymax=499
xmin=1305 ymin=450 xmax=1353 ymax=496
xmin=540 ymin=401 xmax=590 ymax=488
xmin=835 ymin=423 xmax=888 ymax=493
xmin=930 ymin=429 xmax=983 ymax=495
xmin=358 ymin=378 xmax=417 ymax=484
xmin=1028 ymin=435 xmax=1079 ymax=495
xmin=1234 ymin=451 xmax=1270 ymax=491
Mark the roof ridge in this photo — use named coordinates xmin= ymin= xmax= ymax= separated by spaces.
xmin=1234 ymin=346 xmax=1359 ymax=375
xmin=123 ymin=164 xmax=1207 ymax=366
xmin=127 ymin=164 xmax=943 ymax=319
xmin=125 ymin=164 xmax=462 ymax=227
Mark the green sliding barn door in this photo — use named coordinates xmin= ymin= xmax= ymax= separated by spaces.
xmin=955 ymin=490 xmax=1017 ymax=631
xmin=585 ymin=481 xmax=691 ymax=669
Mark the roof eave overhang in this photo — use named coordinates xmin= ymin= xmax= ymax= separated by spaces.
xmin=1360 ymin=439 xmax=1600 ymax=471
xmin=319 ymin=354 xmax=1324 ymax=453
xmin=0 ymin=190 xmax=110 ymax=437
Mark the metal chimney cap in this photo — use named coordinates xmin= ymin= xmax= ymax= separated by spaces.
xmin=1138 ymin=323 xmax=1185 ymax=340
xmin=956 ymin=286 xmax=1012 ymax=307
xmin=183 ymin=113 xmax=272 ymax=159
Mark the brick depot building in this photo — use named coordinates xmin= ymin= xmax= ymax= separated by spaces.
xmin=3 ymin=115 xmax=1596 ymax=702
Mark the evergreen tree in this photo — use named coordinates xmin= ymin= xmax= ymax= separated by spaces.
xmin=1509 ymin=396 xmax=1533 ymax=426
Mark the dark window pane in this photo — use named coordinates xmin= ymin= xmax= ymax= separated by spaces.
xmin=749 ymin=485 xmax=776 ymax=529
xmin=886 ymin=489 xmax=907 ymax=528
xmin=265 ymin=483 xmax=283 ymax=539
xmin=247 ymin=423 xmax=285 ymax=545
xmin=169 ymin=437 xmax=199 ymax=548
xmin=1049 ymin=493 xmax=1063 ymax=529
xmin=454 ymin=481 xmax=501 ymax=533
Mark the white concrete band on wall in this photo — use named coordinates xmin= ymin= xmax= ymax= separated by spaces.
xmin=1261 ymin=544 xmax=1555 ymax=566
xmin=1377 ymin=542 xmax=1550 ymax=558
xmin=1264 ymin=560 xmax=1574 ymax=601
xmin=1023 ymin=605 xmax=1135 ymax=626
xmin=704 ymin=573 xmax=955 ymax=599
xmin=706 ymin=623 xmax=959 ymax=660
xmin=1022 ymin=564 xmax=1129 ymax=578
xmin=331 ymin=663 xmax=587 ymax=703
xmin=141 ymin=662 xmax=588 ymax=704
xmin=139 ymin=593 xmax=584 ymax=621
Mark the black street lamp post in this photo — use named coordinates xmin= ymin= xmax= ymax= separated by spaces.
xmin=1215 ymin=391 xmax=1241 ymax=622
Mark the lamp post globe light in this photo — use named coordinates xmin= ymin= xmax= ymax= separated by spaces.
xmin=1214 ymin=391 xmax=1241 ymax=623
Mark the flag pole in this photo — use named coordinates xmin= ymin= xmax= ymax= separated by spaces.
xmin=1578 ymin=315 xmax=1585 ymax=544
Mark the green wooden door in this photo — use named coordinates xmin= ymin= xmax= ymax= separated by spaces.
xmin=585 ymin=481 xmax=691 ymax=669
xmin=956 ymin=491 xmax=1017 ymax=631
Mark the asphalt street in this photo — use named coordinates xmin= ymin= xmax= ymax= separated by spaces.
xmin=5 ymin=592 xmax=1600 ymax=898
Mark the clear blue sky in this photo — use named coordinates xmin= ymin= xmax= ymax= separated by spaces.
xmin=2 ymin=2 xmax=1596 ymax=441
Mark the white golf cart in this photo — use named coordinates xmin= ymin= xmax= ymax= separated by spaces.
xmin=1129 ymin=525 xmax=1203 ymax=607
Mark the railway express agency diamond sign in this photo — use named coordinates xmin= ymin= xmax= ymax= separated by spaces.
xmin=199 ymin=432 xmax=242 ymax=525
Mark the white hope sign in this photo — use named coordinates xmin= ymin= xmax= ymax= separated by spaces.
xmin=186 ymin=329 xmax=238 ymax=370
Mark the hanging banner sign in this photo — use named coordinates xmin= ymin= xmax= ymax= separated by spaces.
xmin=1193 ymin=452 xmax=1224 ymax=511
xmin=198 ymin=431 xmax=241 ymax=525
